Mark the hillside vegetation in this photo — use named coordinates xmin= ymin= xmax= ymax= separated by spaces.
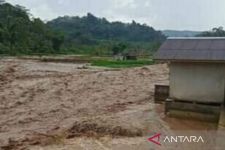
xmin=1 ymin=1 xmax=225 ymax=57
xmin=47 ymin=13 xmax=165 ymax=43
xmin=0 ymin=1 xmax=64 ymax=55
xmin=197 ymin=27 xmax=225 ymax=37
xmin=47 ymin=14 xmax=166 ymax=56
xmin=0 ymin=1 xmax=165 ymax=56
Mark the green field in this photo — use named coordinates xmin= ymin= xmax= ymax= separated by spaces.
xmin=5 ymin=54 xmax=155 ymax=68
xmin=38 ymin=55 xmax=155 ymax=68
xmin=91 ymin=59 xmax=154 ymax=68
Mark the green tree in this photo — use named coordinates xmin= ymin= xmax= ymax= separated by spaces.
xmin=112 ymin=43 xmax=127 ymax=55
xmin=51 ymin=31 xmax=64 ymax=51
xmin=0 ymin=2 xmax=65 ymax=55
xmin=197 ymin=27 xmax=225 ymax=37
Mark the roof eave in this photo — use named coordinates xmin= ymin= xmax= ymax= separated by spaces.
xmin=154 ymin=59 xmax=225 ymax=63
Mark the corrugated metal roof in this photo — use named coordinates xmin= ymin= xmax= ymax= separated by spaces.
xmin=154 ymin=37 xmax=225 ymax=62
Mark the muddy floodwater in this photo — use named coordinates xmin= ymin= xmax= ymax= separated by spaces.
xmin=0 ymin=58 xmax=219 ymax=150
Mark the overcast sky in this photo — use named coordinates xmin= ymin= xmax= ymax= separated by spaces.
xmin=5 ymin=0 xmax=225 ymax=31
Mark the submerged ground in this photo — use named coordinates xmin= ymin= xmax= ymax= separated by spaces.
xmin=0 ymin=58 xmax=219 ymax=150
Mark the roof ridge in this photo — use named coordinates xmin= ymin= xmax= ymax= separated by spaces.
xmin=154 ymin=37 xmax=225 ymax=61
xmin=168 ymin=37 xmax=225 ymax=40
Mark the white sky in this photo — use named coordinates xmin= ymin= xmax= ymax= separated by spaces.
xmin=5 ymin=0 xmax=225 ymax=31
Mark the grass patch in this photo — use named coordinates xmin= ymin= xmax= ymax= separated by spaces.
xmin=91 ymin=59 xmax=154 ymax=68
xmin=3 ymin=54 xmax=154 ymax=68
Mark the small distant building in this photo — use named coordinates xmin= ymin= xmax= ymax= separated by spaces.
xmin=113 ymin=52 xmax=137 ymax=61
xmin=113 ymin=53 xmax=124 ymax=61
xmin=154 ymin=37 xmax=225 ymax=121
xmin=123 ymin=52 xmax=137 ymax=60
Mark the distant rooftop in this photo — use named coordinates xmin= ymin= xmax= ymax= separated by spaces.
xmin=167 ymin=37 xmax=225 ymax=40
xmin=154 ymin=37 xmax=225 ymax=62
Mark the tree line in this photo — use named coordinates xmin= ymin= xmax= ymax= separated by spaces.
xmin=47 ymin=13 xmax=166 ymax=44
xmin=0 ymin=1 xmax=166 ymax=56
xmin=47 ymin=13 xmax=166 ymax=56
xmin=1 ymin=1 xmax=225 ymax=56
xmin=0 ymin=1 xmax=64 ymax=55
xmin=197 ymin=27 xmax=225 ymax=37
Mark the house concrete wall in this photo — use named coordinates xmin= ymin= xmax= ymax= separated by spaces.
xmin=169 ymin=62 xmax=225 ymax=103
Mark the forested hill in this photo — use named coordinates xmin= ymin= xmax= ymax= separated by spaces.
xmin=0 ymin=1 xmax=64 ymax=55
xmin=1 ymin=1 xmax=225 ymax=56
xmin=47 ymin=13 xmax=165 ymax=43
xmin=0 ymin=1 xmax=165 ymax=56
xmin=0 ymin=0 xmax=165 ymax=56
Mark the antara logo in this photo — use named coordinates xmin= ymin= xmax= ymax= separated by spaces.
xmin=148 ymin=133 xmax=204 ymax=146
xmin=148 ymin=133 xmax=161 ymax=146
